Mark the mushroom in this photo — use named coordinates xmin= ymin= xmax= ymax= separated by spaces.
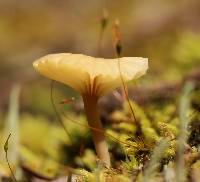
xmin=33 ymin=53 xmax=148 ymax=167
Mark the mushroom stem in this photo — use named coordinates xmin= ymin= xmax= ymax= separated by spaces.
xmin=83 ymin=95 xmax=111 ymax=167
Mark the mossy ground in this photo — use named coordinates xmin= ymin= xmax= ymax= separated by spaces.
xmin=0 ymin=1 xmax=200 ymax=181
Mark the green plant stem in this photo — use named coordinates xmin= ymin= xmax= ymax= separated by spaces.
xmin=5 ymin=153 xmax=17 ymax=182
xmin=4 ymin=134 xmax=17 ymax=182
xmin=83 ymin=95 xmax=111 ymax=167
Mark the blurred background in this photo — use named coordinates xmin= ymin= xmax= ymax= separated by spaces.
xmin=0 ymin=0 xmax=200 ymax=179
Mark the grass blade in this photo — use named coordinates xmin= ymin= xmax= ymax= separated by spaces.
xmin=142 ymin=138 xmax=170 ymax=182
xmin=176 ymin=82 xmax=194 ymax=182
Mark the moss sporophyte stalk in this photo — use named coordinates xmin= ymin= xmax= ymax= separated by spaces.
xmin=33 ymin=53 xmax=148 ymax=167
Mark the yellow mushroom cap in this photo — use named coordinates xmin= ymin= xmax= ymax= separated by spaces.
xmin=33 ymin=53 xmax=148 ymax=97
